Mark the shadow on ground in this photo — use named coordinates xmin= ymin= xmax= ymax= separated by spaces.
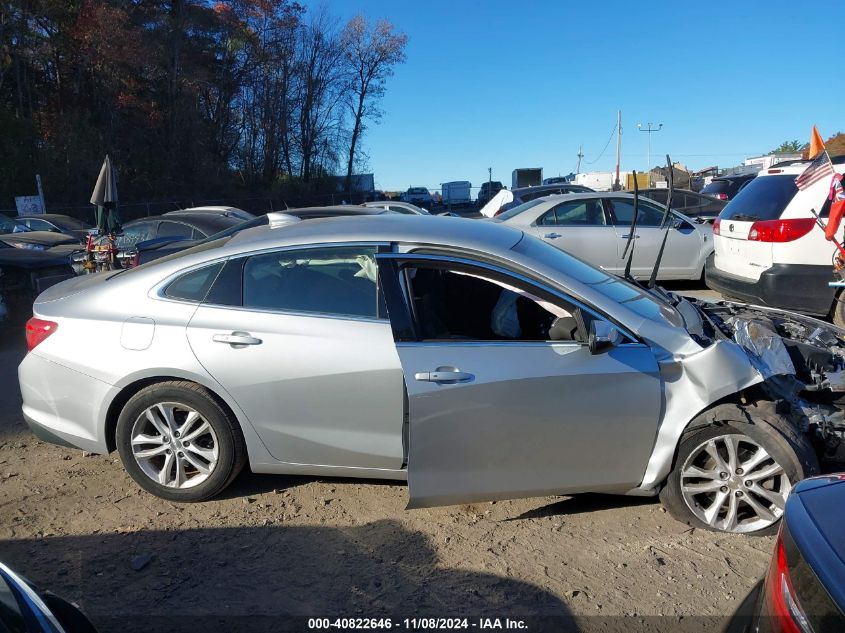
xmin=1 ymin=520 xmax=574 ymax=633
xmin=507 ymin=493 xmax=659 ymax=521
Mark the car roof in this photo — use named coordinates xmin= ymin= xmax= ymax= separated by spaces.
xmin=513 ymin=184 xmax=589 ymax=194
xmin=224 ymin=214 xmax=522 ymax=254
xmin=285 ymin=206 xmax=390 ymax=217
xmin=17 ymin=213 xmax=76 ymax=221
xmin=712 ymin=173 xmax=756 ymax=181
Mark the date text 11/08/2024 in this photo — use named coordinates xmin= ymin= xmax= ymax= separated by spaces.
xmin=307 ymin=618 xmax=528 ymax=630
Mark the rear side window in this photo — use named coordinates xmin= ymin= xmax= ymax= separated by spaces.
xmin=539 ymin=199 xmax=606 ymax=226
xmin=242 ymin=246 xmax=381 ymax=318
xmin=165 ymin=262 xmax=224 ymax=302
xmin=720 ymin=175 xmax=798 ymax=222
xmin=495 ymin=198 xmax=548 ymax=221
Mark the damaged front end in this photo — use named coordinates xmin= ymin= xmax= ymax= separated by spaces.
xmin=700 ymin=300 xmax=845 ymax=468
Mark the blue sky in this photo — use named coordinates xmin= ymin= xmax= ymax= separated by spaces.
xmin=314 ymin=0 xmax=844 ymax=192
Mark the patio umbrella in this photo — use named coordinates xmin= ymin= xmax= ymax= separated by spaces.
xmin=90 ymin=155 xmax=121 ymax=234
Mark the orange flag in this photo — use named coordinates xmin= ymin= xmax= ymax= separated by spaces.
xmin=809 ymin=125 xmax=826 ymax=159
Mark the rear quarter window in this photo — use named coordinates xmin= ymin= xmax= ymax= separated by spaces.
xmin=719 ymin=175 xmax=798 ymax=222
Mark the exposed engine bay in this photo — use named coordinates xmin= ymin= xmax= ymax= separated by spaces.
xmin=695 ymin=299 xmax=845 ymax=468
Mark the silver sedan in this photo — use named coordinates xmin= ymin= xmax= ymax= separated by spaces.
xmin=18 ymin=215 xmax=845 ymax=534
xmin=495 ymin=192 xmax=713 ymax=280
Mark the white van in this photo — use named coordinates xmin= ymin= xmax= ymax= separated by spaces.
xmin=706 ymin=157 xmax=845 ymax=323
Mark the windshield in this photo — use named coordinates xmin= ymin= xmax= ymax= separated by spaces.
xmin=495 ymin=198 xmax=549 ymax=221
xmin=719 ymin=175 xmax=798 ymax=222
xmin=511 ymin=234 xmax=682 ymax=325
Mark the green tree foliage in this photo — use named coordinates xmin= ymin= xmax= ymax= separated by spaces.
xmin=0 ymin=1 xmax=406 ymax=207
xmin=770 ymin=140 xmax=806 ymax=154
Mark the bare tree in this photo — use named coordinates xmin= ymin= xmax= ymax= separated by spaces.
xmin=340 ymin=15 xmax=406 ymax=196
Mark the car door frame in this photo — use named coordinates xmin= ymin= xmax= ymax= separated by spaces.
xmin=181 ymin=240 xmax=409 ymax=473
xmin=375 ymin=251 xmax=663 ymax=508
xmin=528 ymin=197 xmax=622 ymax=274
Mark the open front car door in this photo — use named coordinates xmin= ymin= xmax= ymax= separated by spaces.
xmin=376 ymin=253 xmax=663 ymax=509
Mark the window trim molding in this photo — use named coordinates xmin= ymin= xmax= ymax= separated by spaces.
xmin=375 ymin=252 xmax=641 ymax=345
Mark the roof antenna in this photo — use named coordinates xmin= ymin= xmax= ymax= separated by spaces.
xmin=647 ymin=155 xmax=674 ymax=288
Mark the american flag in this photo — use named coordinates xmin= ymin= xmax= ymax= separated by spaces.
xmin=795 ymin=150 xmax=835 ymax=190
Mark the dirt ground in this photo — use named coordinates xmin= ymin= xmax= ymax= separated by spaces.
xmin=0 ymin=282 xmax=772 ymax=632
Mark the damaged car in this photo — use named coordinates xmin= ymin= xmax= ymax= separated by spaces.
xmin=17 ymin=215 xmax=845 ymax=535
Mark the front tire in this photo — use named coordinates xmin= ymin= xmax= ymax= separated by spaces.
xmin=660 ymin=416 xmax=816 ymax=535
xmin=116 ymin=381 xmax=246 ymax=502
xmin=832 ymin=291 xmax=845 ymax=328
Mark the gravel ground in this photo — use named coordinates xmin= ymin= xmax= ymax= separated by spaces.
xmin=0 ymin=281 xmax=773 ymax=633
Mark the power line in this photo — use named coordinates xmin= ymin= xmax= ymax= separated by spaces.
xmin=584 ymin=123 xmax=618 ymax=165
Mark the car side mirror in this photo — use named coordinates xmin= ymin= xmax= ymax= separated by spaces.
xmin=588 ymin=320 xmax=622 ymax=354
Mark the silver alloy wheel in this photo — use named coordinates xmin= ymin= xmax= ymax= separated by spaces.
xmin=130 ymin=402 xmax=219 ymax=489
xmin=680 ymin=433 xmax=790 ymax=533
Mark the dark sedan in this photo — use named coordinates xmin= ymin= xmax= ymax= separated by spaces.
xmin=640 ymin=188 xmax=726 ymax=221
xmin=0 ymin=241 xmax=75 ymax=322
xmin=727 ymin=475 xmax=845 ymax=633
xmin=701 ymin=173 xmax=756 ymax=201
xmin=127 ymin=206 xmax=393 ymax=267
xmin=16 ymin=213 xmax=94 ymax=242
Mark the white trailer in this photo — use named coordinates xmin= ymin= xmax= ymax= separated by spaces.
xmin=441 ymin=181 xmax=472 ymax=207
xmin=573 ymin=171 xmax=630 ymax=191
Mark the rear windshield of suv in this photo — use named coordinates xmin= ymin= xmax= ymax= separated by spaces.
xmin=719 ymin=175 xmax=798 ymax=222
xmin=701 ymin=180 xmax=732 ymax=195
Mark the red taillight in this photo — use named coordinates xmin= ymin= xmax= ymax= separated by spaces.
xmin=713 ymin=217 xmax=721 ymax=235
xmin=762 ymin=529 xmax=813 ymax=633
xmin=25 ymin=318 xmax=58 ymax=352
xmin=715 ymin=192 xmax=728 ymax=200
xmin=748 ymin=218 xmax=816 ymax=242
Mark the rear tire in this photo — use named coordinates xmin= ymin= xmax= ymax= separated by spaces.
xmin=660 ymin=410 xmax=816 ymax=535
xmin=116 ymin=381 xmax=246 ymax=502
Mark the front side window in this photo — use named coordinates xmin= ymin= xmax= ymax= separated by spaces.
xmin=25 ymin=218 xmax=52 ymax=231
xmin=605 ymin=198 xmax=666 ymax=227
xmin=402 ymin=263 xmax=583 ymax=343
xmin=538 ymin=199 xmax=607 ymax=226
xmin=242 ymin=246 xmax=381 ymax=318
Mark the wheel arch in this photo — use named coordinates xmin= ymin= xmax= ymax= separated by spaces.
xmin=101 ymin=370 xmax=261 ymax=458
xmin=661 ymin=395 xmax=819 ymax=491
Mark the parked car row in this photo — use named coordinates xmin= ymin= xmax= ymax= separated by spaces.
xmin=18 ymin=210 xmax=845 ymax=541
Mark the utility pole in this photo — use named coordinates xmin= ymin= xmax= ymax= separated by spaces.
xmin=614 ymin=110 xmax=622 ymax=191
xmin=488 ymin=167 xmax=492 ymax=199
xmin=575 ymin=145 xmax=584 ymax=174
xmin=637 ymin=122 xmax=663 ymax=185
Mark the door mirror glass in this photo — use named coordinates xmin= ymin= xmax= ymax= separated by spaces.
xmin=588 ymin=320 xmax=621 ymax=354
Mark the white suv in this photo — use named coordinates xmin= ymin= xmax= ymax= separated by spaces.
xmin=707 ymin=157 xmax=845 ymax=323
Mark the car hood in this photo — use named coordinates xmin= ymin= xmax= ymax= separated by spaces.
xmin=0 ymin=231 xmax=80 ymax=247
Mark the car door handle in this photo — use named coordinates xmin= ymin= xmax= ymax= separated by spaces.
xmin=212 ymin=332 xmax=262 ymax=346
xmin=414 ymin=368 xmax=475 ymax=384
xmin=544 ymin=232 xmax=562 ymax=239
xmin=621 ymin=234 xmax=640 ymax=239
